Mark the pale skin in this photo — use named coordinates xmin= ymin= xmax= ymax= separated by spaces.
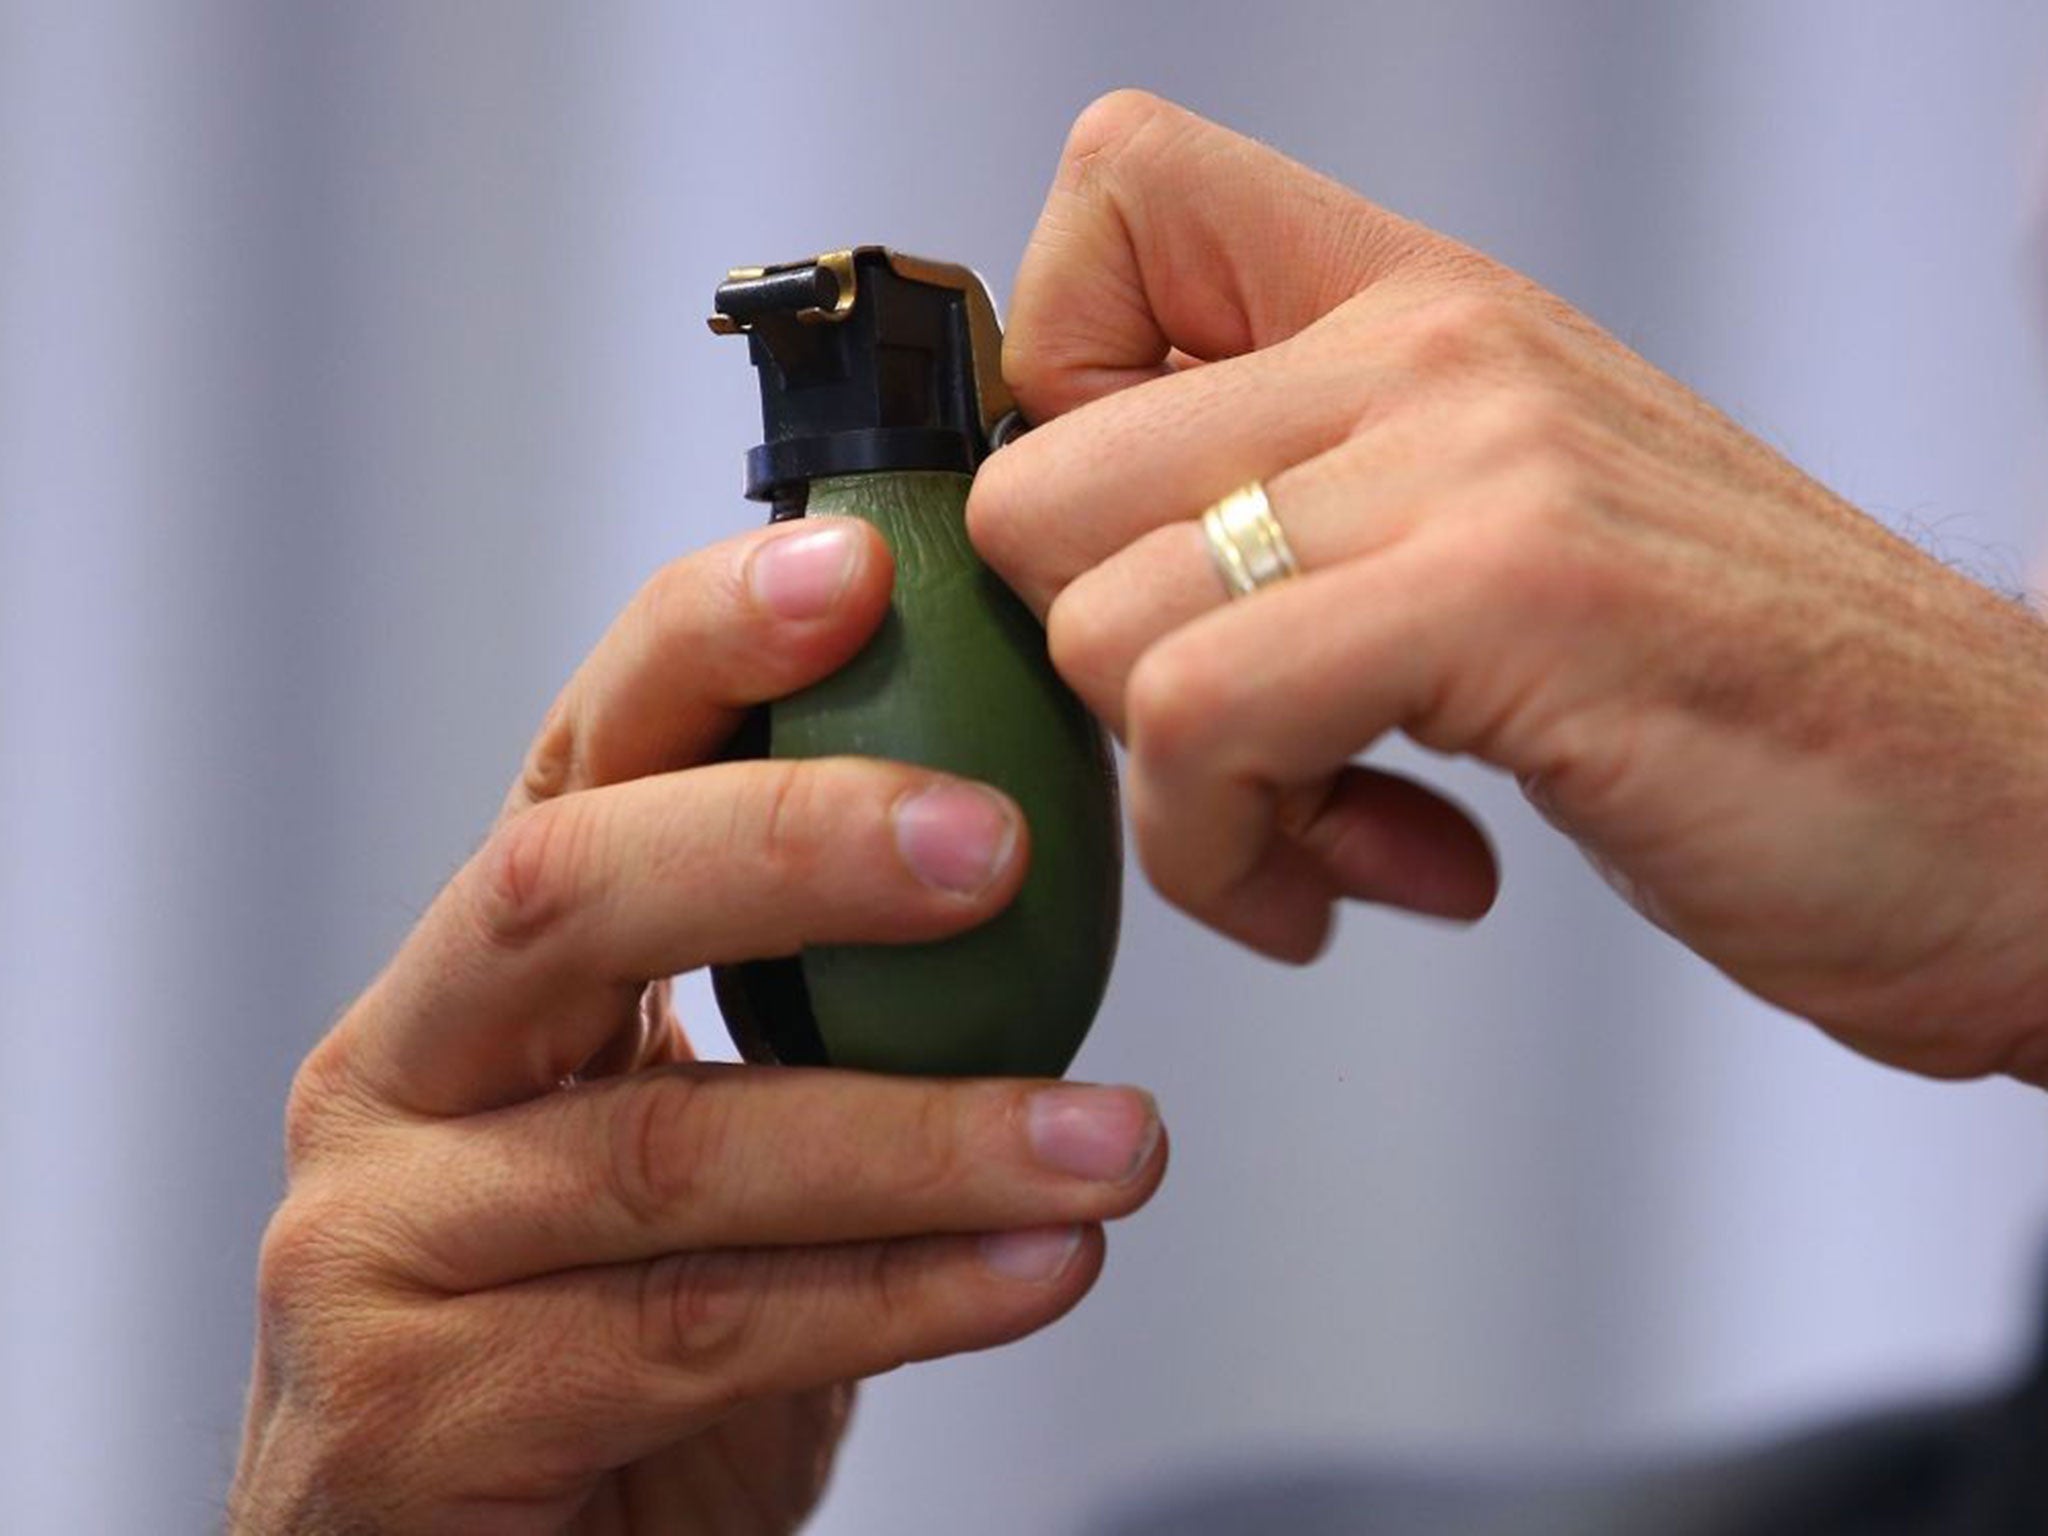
xmin=973 ymin=91 xmax=2048 ymax=1085
xmin=236 ymin=90 xmax=2048 ymax=1532
xmin=230 ymin=524 xmax=1167 ymax=1533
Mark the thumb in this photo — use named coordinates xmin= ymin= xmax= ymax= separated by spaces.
xmin=1004 ymin=90 xmax=1442 ymax=420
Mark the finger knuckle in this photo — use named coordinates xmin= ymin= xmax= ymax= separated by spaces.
xmin=1461 ymin=462 xmax=1618 ymax=625
xmin=1044 ymin=580 xmax=1117 ymax=699
xmin=857 ymin=1242 xmax=921 ymax=1375
xmin=1498 ymin=455 xmax=1596 ymax=551
xmin=963 ymin=447 xmax=1031 ymax=576
xmin=281 ymin=1049 xmax=337 ymax=1173
xmin=637 ymin=1251 xmax=754 ymax=1407
xmin=739 ymin=758 xmax=821 ymax=885
xmin=895 ymin=1088 xmax=973 ymax=1206
xmin=517 ymin=700 xmax=578 ymax=805
xmin=1395 ymin=289 xmax=1524 ymax=377
xmin=998 ymin=325 xmax=1061 ymax=424
xmin=255 ymin=1190 xmax=359 ymax=1331
xmin=470 ymin=796 xmax=596 ymax=953
xmin=281 ymin=1038 xmax=371 ymax=1174
xmin=605 ymin=1069 xmax=715 ymax=1233
xmin=1125 ymin=640 xmax=1223 ymax=772
xmin=1472 ymin=385 xmax=1582 ymax=471
xmin=1063 ymin=88 xmax=1174 ymax=176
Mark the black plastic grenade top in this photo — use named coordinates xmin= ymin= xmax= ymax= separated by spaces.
xmin=708 ymin=247 xmax=1015 ymax=516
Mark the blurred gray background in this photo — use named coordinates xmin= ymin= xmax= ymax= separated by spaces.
xmin=7 ymin=2 xmax=2048 ymax=1532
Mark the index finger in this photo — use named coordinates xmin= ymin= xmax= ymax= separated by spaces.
xmin=501 ymin=517 xmax=894 ymax=822
xmin=311 ymin=757 xmax=1030 ymax=1121
xmin=1004 ymin=90 xmax=1439 ymax=421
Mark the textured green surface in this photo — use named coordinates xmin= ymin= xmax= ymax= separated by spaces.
xmin=772 ymin=471 xmax=1122 ymax=1077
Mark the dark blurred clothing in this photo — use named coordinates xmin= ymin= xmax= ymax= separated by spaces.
xmin=1088 ymin=1278 xmax=2048 ymax=1536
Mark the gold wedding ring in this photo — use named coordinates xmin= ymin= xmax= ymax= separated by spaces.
xmin=1200 ymin=480 xmax=1300 ymax=599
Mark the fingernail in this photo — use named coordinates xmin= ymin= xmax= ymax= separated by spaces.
xmin=893 ymin=782 xmax=1019 ymax=895
xmin=749 ymin=524 xmax=857 ymax=620
xmin=1027 ymin=1085 xmax=1159 ymax=1182
xmin=981 ymin=1225 xmax=1084 ymax=1283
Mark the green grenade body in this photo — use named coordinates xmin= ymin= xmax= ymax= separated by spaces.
xmin=716 ymin=470 xmax=1121 ymax=1077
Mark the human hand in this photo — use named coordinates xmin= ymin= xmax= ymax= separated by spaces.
xmin=230 ymin=520 xmax=1166 ymax=1533
xmin=969 ymin=90 xmax=2048 ymax=1086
